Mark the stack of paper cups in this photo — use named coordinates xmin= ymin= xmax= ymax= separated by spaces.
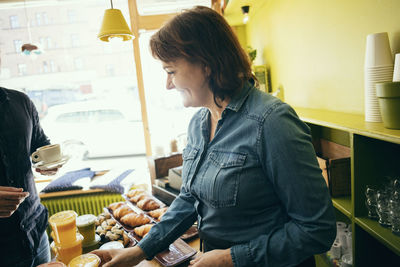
xmin=364 ymin=32 xmax=394 ymax=122
xmin=393 ymin=53 xmax=400 ymax=82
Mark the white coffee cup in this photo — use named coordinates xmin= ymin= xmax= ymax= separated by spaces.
xmin=31 ymin=144 xmax=62 ymax=164
xmin=364 ymin=32 xmax=393 ymax=68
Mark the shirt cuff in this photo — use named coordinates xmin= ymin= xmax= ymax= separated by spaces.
xmin=231 ymin=243 xmax=255 ymax=267
xmin=137 ymin=233 xmax=160 ymax=260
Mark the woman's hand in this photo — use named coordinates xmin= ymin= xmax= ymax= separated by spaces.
xmin=189 ymin=249 xmax=233 ymax=267
xmin=0 ymin=186 xmax=29 ymax=218
xmin=91 ymin=246 xmax=146 ymax=267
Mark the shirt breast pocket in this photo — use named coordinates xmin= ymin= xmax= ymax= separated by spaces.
xmin=201 ymin=151 xmax=246 ymax=208
xmin=182 ymin=145 xmax=199 ymax=189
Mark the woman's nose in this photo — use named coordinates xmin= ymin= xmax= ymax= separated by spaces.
xmin=166 ymin=77 xmax=175 ymax=90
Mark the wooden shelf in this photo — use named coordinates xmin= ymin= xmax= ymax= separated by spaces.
xmin=355 ymin=217 xmax=400 ymax=256
xmin=331 ymin=196 xmax=351 ymax=218
xmin=294 ymin=107 xmax=400 ymax=145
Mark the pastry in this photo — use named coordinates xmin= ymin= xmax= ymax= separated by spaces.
xmin=134 ymin=224 xmax=154 ymax=237
xmin=130 ymin=193 xmax=147 ymax=203
xmin=120 ymin=213 xmax=150 ymax=228
xmin=113 ymin=205 xmax=134 ymax=219
xmin=137 ymin=197 xmax=160 ymax=211
xmin=108 ymin=202 xmax=124 ymax=212
xmin=126 ymin=189 xmax=146 ymax=198
xmin=148 ymin=207 xmax=168 ymax=220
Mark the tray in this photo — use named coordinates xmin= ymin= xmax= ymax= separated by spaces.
xmin=129 ymin=232 xmax=197 ymax=267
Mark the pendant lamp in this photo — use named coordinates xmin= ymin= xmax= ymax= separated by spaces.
xmin=98 ymin=0 xmax=134 ymax=42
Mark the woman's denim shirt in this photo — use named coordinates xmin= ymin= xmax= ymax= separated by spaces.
xmin=139 ymin=81 xmax=336 ymax=267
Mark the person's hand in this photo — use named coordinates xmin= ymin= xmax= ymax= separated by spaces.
xmin=91 ymin=246 xmax=146 ymax=267
xmin=0 ymin=186 xmax=29 ymax=218
xmin=189 ymin=249 xmax=233 ymax=267
xmin=35 ymin=166 xmax=60 ymax=176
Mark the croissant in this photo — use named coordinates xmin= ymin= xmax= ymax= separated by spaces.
xmin=120 ymin=213 xmax=150 ymax=228
xmin=134 ymin=224 xmax=154 ymax=237
xmin=130 ymin=193 xmax=147 ymax=203
xmin=137 ymin=197 xmax=160 ymax=211
xmin=113 ymin=205 xmax=134 ymax=219
xmin=148 ymin=207 xmax=168 ymax=220
xmin=126 ymin=189 xmax=146 ymax=198
xmin=108 ymin=202 xmax=124 ymax=212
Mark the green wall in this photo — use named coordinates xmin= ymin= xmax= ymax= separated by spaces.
xmin=246 ymin=0 xmax=400 ymax=114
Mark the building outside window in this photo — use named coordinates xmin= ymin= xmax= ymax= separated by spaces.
xmin=18 ymin=64 xmax=27 ymax=76
xmin=9 ymin=15 xmax=19 ymax=28
xmin=42 ymin=12 xmax=49 ymax=24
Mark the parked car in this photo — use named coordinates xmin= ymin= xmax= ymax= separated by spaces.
xmin=27 ymin=88 xmax=83 ymax=118
xmin=40 ymin=101 xmax=146 ymax=159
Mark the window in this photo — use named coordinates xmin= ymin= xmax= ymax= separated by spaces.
xmin=43 ymin=61 xmax=49 ymax=73
xmin=70 ymin=34 xmax=80 ymax=47
xmin=18 ymin=64 xmax=27 ymax=76
xmin=9 ymin=15 xmax=19 ymax=28
xmin=36 ymin=13 xmax=42 ymax=26
xmin=46 ymin=37 xmax=52 ymax=49
xmin=74 ymin=58 xmax=83 ymax=70
xmin=50 ymin=60 xmax=56 ymax=72
xmin=67 ymin=10 xmax=77 ymax=23
xmin=42 ymin=12 xmax=49 ymax=24
xmin=13 ymin=40 xmax=22 ymax=53
xmin=106 ymin=64 xmax=115 ymax=76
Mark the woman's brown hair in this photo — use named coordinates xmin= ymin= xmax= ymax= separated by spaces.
xmin=150 ymin=6 xmax=255 ymax=106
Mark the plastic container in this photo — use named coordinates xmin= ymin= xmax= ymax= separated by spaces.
xmin=54 ymin=233 xmax=83 ymax=265
xmin=49 ymin=210 xmax=78 ymax=244
xmin=99 ymin=241 xmax=124 ymax=250
xmin=82 ymin=234 xmax=101 ymax=254
xmin=68 ymin=253 xmax=101 ymax=267
xmin=376 ymin=81 xmax=400 ymax=129
xmin=37 ymin=262 xmax=67 ymax=267
xmin=76 ymin=214 xmax=97 ymax=245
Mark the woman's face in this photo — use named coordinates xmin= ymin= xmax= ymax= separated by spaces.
xmin=162 ymin=58 xmax=212 ymax=108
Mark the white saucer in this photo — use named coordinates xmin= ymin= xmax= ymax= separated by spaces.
xmin=33 ymin=155 xmax=70 ymax=170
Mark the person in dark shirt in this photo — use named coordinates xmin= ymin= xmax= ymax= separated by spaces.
xmin=0 ymin=54 xmax=59 ymax=266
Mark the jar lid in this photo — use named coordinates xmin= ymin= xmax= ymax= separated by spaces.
xmin=99 ymin=241 xmax=124 ymax=250
xmin=76 ymin=214 xmax=97 ymax=227
xmin=68 ymin=253 xmax=101 ymax=267
xmin=49 ymin=210 xmax=77 ymax=224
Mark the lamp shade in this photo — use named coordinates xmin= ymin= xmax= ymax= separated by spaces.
xmin=98 ymin=9 xmax=134 ymax=42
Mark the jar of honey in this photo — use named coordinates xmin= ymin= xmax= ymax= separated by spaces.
xmin=68 ymin=253 xmax=101 ymax=267
xmin=49 ymin=210 xmax=78 ymax=245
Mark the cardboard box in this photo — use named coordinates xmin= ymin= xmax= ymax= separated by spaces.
xmin=314 ymin=139 xmax=351 ymax=197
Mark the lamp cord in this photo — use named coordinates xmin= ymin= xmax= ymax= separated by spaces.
xmin=23 ymin=0 xmax=32 ymax=43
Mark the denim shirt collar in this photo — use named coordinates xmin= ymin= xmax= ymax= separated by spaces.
xmin=226 ymin=79 xmax=254 ymax=112
xmin=199 ymin=79 xmax=255 ymax=120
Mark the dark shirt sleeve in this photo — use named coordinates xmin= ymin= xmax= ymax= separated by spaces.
xmin=28 ymin=97 xmax=50 ymax=154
